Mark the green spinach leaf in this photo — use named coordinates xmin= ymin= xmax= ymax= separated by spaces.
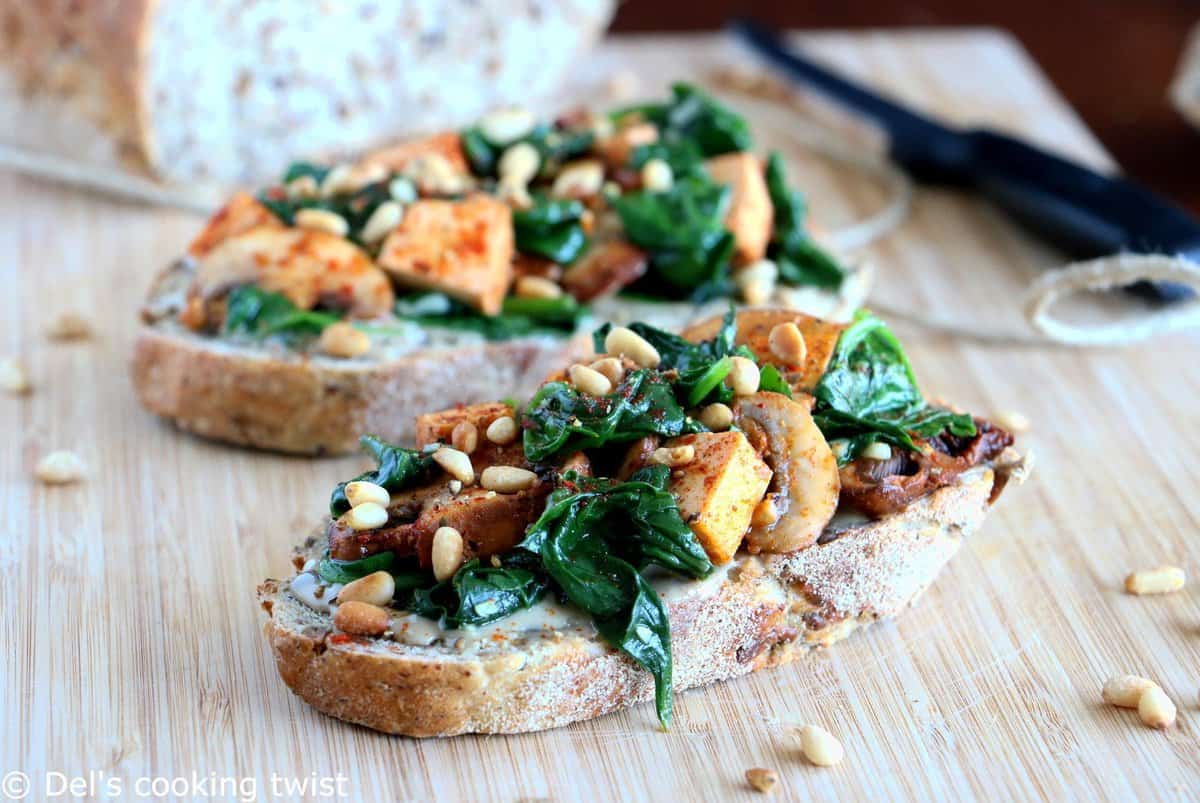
xmin=622 ymin=83 xmax=752 ymax=158
xmin=408 ymin=559 xmax=549 ymax=628
xmin=329 ymin=435 xmax=437 ymax=516
xmin=513 ymin=197 xmax=589 ymax=264
xmin=316 ymin=551 xmax=396 ymax=585
xmin=764 ymin=152 xmax=844 ymax=290
xmin=222 ymin=286 xmax=340 ymax=340
xmin=757 ymin=363 xmax=794 ymax=397
xmin=392 ymin=292 xmax=584 ymax=340
xmin=813 ymin=312 xmax=975 ymax=463
xmin=461 ymin=124 xmax=594 ymax=178
xmin=259 ymin=162 xmax=393 ymax=247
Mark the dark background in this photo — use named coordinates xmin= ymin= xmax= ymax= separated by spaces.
xmin=611 ymin=1 xmax=1200 ymax=214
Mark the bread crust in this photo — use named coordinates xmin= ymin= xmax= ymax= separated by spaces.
xmin=258 ymin=465 xmax=1012 ymax=736
xmin=131 ymin=324 xmax=588 ymax=455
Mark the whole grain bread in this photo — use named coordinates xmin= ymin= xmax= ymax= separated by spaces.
xmin=258 ymin=459 xmax=1027 ymax=736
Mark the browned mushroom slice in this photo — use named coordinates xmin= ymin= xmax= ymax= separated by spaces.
xmin=561 ymin=241 xmax=648 ymax=302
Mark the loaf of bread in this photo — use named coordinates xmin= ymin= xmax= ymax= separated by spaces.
xmin=0 ymin=0 xmax=614 ymax=190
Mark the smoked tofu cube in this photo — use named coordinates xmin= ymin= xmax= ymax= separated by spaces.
xmin=667 ymin=431 xmax=772 ymax=564
xmin=377 ymin=195 xmax=514 ymax=315
xmin=705 ymin=153 xmax=773 ymax=265
xmin=352 ymin=130 xmax=471 ymax=188
xmin=186 ymin=192 xmax=282 ymax=258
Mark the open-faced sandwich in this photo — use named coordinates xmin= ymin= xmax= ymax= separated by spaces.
xmin=133 ymin=83 xmax=869 ymax=454
xmin=258 ymin=308 xmax=1028 ymax=736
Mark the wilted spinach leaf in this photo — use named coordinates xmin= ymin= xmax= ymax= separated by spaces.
xmin=513 ymin=197 xmax=589 ymax=264
xmin=392 ymin=292 xmax=584 ymax=340
xmin=764 ymin=152 xmax=844 ymax=290
xmin=259 ymin=162 xmax=393 ymax=248
xmin=461 ymin=124 xmax=593 ymax=178
xmin=316 ymin=551 xmax=396 ymax=585
xmin=621 ymin=83 xmax=752 ymax=158
xmin=522 ymin=370 xmax=702 ymax=463
xmin=757 ymin=363 xmax=794 ymax=397
xmin=222 ymin=286 xmax=340 ymax=340
xmin=408 ymin=559 xmax=549 ymax=628
xmin=520 ymin=467 xmax=714 ymax=727
xmin=813 ymin=311 xmax=975 ymax=463
xmin=329 ymin=434 xmax=437 ymax=516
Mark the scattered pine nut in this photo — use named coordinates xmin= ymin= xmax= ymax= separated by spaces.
xmin=343 ymin=502 xmax=388 ymax=531
xmin=515 ymin=275 xmax=563 ymax=300
xmin=479 ymin=106 xmax=536 ymax=145
xmin=798 ymin=724 xmax=844 ymax=767
xmin=1103 ymin=674 xmax=1158 ymax=708
xmin=569 ymin=363 xmax=613 ymax=396
xmin=745 ymin=768 xmax=778 ymax=794
xmin=552 ymin=159 xmax=605 ymax=198
xmin=432 ymin=526 xmax=465 ymax=581
xmin=1138 ymin=685 xmax=1176 ymax=729
xmin=319 ymin=163 xmax=356 ymax=197
xmin=295 ymin=208 xmax=350 ymax=237
xmin=46 ymin=312 xmax=93 ymax=341
xmin=640 ymin=158 xmax=673 ymax=192
xmin=486 ymin=415 xmax=519 ymax=445
xmin=317 ymin=322 xmax=370 ymax=358
xmin=480 ymin=465 xmax=538 ymax=493
xmin=1 ymin=358 xmax=31 ymax=395
xmin=344 ymin=480 xmax=390 ymax=509
xmin=451 ymin=421 xmax=479 ymax=455
xmin=360 ymin=200 xmax=404 ymax=244
xmin=752 ymin=495 xmax=779 ymax=528
xmin=286 ymin=175 xmax=319 ymax=199
xmin=589 ymin=357 xmax=625 ymax=386
xmin=1124 ymin=566 xmax=1186 ymax=596
xmin=433 ymin=447 xmax=475 ymax=485
xmin=338 ymin=571 xmax=395 ymax=607
xmin=698 ymin=402 xmax=733 ymax=431
xmin=861 ymin=442 xmax=893 ymax=461
xmin=994 ymin=409 xmax=1031 ymax=434
xmin=727 ymin=356 xmax=760 ymax=396
xmin=650 ymin=445 xmax=695 ymax=467
xmin=35 ymin=451 xmax=86 ymax=484
xmin=498 ymin=142 xmax=540 ymax=184
xmin=605 ymin=326 xmax=661 ymax=368
xmin=333 ymin=600 xmax=389 ymax=636
xmin=767 ymin=322 xmax=806 ymax=366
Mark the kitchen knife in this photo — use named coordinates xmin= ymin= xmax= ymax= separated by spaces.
xmin=731 ymin=19 xmax=1199 ymax=302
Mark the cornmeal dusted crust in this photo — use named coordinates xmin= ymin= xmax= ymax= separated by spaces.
xmin=258 ymin=464 xmax=1019 ymax=736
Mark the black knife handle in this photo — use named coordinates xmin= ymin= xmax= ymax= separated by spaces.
xmin=964 ymin=130 xmax=1198 ymax=301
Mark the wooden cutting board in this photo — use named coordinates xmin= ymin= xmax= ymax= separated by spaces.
xmin=3 ymin=30 xmax=1198 ymax=802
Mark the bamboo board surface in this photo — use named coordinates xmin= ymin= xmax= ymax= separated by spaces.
xmin=3 ymin=30 xmax=1199 ymax=802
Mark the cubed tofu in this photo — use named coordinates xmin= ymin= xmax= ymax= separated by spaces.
xmin=595 ymin=122 xmax=659 ymax=168
xmin=706 ymin=152 xmax=773 ymax=265
xmin=355 ymin=130 xmax=470 ymax=176
xmin=377 ymin=195 xmax=514 ymax=315
xmin=667 ymin=431 xmax=772 ymax=564
xmin=186 ymin=192 xmax=282 ymax=258
xmin=415 ymin=402 xmax=524 ymax=469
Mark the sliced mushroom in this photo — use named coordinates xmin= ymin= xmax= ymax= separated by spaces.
xmin=735 ymin=392 xmax=840 ymax=553
xmin=562 ymin=240 xmax=648 ymax=302
xmin=192 ymin=225 xmax=395 ymax=319
xmin=681 ymin=309 xmax=847 ymax=394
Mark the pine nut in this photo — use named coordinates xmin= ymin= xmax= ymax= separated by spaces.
xmin=498 ymin=142 xmax=540 ymax=184
xmin=343 ymin=502 xmax=388 ymax=531
xmin=344 ymin=480 xmax=390 ymax=508
xmin=433 ymin=447 xmax=475 ymax=485
xmin=797 ymin=724 xmax=844 ymax=766
xmin=727 ymin=356 xmax=760 ymax=396
xmin=1102 ymin=674 xmax=1158 ymax=708
xmin=640 ymin=158 xmax=673 ymax=192
xmin=737 ymin=260 xmax=779 ymax=305
xmin=404 ymin=153 xmax=468 ymax=195
xmin=35 ymin=450 xmax=85 ymax=484
xmin=295 ymin=208 xmax=349 ymax=237
xmin=752 ymin=495 xmax=779 ymax=528
xmin=994 ymin=409 xmax=1031 ymax=434
xmin=486 ymin=415 xmax=519 ymax=445
xmin=744 ymin=768 xmax=778 ymax=794
xmin=432 ymin=526 xmax=465 ymax=581
xmin=1 ymin=358 xmax=30 ymax=394
xmin=317 ymin=322 xmax=370 ymax=358
xmin=605 ymin=326 xmax=661 ymax=368
xmin=46 ymin=312 xmax=93 ymax=341
xmin=698 ymin=402 xmax=733 ymax=431
xmin=589 ymin=357 xmax=625 ymax=386
xmin=862 ymin=442 xmax=892 ymax=461
xmin=650 ymin=445 xmax=695 ymax=467
xmin=1138 ymin=685 xmax=1176 ymax=729
xmin=451 ymin=421 xmax=479 ymax=454
xmin=480 ymin=465 xmax=538 ymax=493
xmin=448 ymin=479 xmax=463 ymax=494
xmin=1124 ymin=565 xmax=1186 ymax=595
xmin=479 ymin=106 xmax=536 ymax=145
xmin=319 ymin=163 xmax=356 ymax=197
xmin=360 ymin=200 xmax=404 ymax=244
xmin=515 ymin=275 xmax=563 ymax=300
xmin=768 ymin=322 xmax=806 ymax=366
xmin=286 ymin=174 xmax=319 ymax=199
xmin=333 ymin=600 xmax=389 ymax=636
xmin=569 ymin=364 xmax=613 ymax=396
xmin=388 ymin=177 xmax=418 ymax=203
xmin=552 ymin=159 xmax=605 ymax=198
xmin=338 ymin=570 xmax=395 ymax=607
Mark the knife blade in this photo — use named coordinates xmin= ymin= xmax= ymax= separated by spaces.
xmin=730 ymin=19 xmax=1199 ymax=302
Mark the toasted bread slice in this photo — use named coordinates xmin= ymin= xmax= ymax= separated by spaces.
xmin=258 ymin=457 xmax=1027 ymax=736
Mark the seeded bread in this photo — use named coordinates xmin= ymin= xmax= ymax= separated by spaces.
xmin=258 ymin=458 xmax=1027 ymax=736
xmin=0 ymin=0 xmax=614 ymax=187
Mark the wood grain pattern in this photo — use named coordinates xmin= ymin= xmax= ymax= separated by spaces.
xmin=3 ymin=30 xmax=1198 ymax=802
